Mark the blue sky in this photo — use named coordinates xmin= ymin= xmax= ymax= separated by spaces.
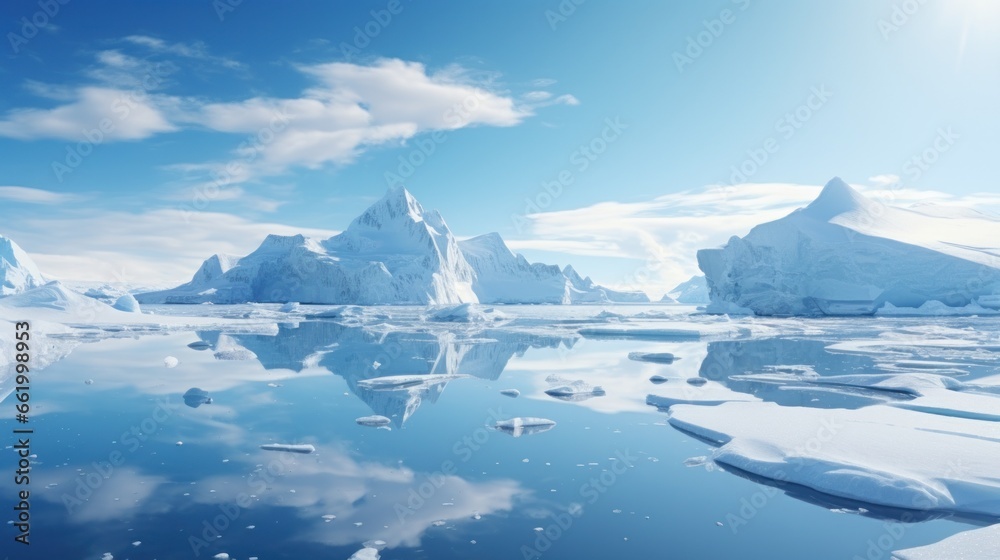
xmin=2 ymin=0 xmax=999 ymax=294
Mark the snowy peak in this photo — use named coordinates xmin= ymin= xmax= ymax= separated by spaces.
xmin=802 ymin=177 xmax=872 ymax=220
xmin=348 ymin=186 xmax=428 ymax=232
xmin=0 ymin=235 xmax=45 ymax=297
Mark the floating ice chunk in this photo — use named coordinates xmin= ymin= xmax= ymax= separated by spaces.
xmin=176 ymin=441 xmax=183 ymax=446
xmin=495 ymin=417 xmax=556 ymax=438
xmin=432 ymin=520 xmax=446 ymax=527
xmin=628 ymin=352 xmax=678 ymax=364
xmin=357 ymin=374 xmax=466 ymax=391
xmin=893 ymin=524 xmax=1000 ymax=560
xmin=279 ymin=302 xmax=300 ymax=312
xmin=646 ymin=381 xmax=761 ymax=409
xmin=101 ymin=554 xmax=113 ymax=560
xmin=427 ymin=302 xmax=506 ymax=323
xmin=322 ymin=514 xmax=336 ymax=521
xmin=683 ymin=456 xmax=710 ymax=468
xmin=183 ymin=387 xmax=213 ymax=408
xmin=259 ymin=443 xmax=316 ymax=454
xmin=579 ymin=327 xmax=701 ymax=340
xmin=545 ymin=380 xmax=606 ymax=401
xmin=669 ymin=401 xmax=1000 ymax=517
xmin=348 ymin=547 xmax=380 ymax=560
xmin=84 ymin=379 xmax=94 ymax=385
xmin=132 ymin=541 xmax=141 ymax=546
xmin=304 ymin=305 xmax=365 ymax=319
xmin=112 ymin=293 xmax=142 ymax=313
xmin=164 ymin=356 xmax=179 ymax=368
xmin=213 ymin=555 xmax=230 ymax=560
xmin=500 ymin=389 xmax=520 ymax=398
xmin=356 ymin=415 xmax=391 ymax=427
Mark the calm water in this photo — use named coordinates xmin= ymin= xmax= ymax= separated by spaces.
xmin=2 ymin=305 xmax=986 ymax=559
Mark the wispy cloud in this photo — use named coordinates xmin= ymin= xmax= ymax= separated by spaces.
xmin=122 ymin=35 xmax=244 ymax=69
xmin=0 ymin=186 xmax=79 ymax=204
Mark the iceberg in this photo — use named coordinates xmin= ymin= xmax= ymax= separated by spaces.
xmin=137 ymin=187 xmax=646 ymax=305
xmin=112 ymin=293 xmax=142 ymax=313
xmin=698 ymin=177 xmax=1000 ymax=316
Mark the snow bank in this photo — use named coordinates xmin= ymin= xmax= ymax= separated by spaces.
xmin=699 ymin=177 xmax=1000 ymax=316
xmin=893 ymin=524 xmax=1000 ymax=560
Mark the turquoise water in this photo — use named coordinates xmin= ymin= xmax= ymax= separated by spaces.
xmin=2 ymin=309 xmax=985 ymax=559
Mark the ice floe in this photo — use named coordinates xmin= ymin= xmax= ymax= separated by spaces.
xmin=259 ymin=443 xmax=316 ymax=454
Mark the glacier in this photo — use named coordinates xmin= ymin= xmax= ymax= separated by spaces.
xmin=698 ymin=177 xmax=1000 ymax=316
xmin=137 ymin=187 xmax=647 ymax=305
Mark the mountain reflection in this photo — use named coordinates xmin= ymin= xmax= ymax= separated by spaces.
xmin=195 ymin=320 xmax=577 ymax=426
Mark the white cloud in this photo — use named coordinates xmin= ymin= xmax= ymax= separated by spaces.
xmin=0 ymin=86 xmax=176 ymax=141
xmin=512 ymin=179 xmax=1000 ymax=296
xmin=9 ymin=209 xmax=338 ymax=285
xmin=0 ymin=186 xmax=78 ymax=204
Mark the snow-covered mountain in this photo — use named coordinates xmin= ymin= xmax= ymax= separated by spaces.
xmin=698 ymin=177 xmax=1000 ymax=316
xmin=138 ymin=187 xmax=648 ymax=305
xmin=0 ymin=235 xmax=44 ymax=296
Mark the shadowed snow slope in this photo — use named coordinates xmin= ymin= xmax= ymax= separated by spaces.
xmin=138 ymin=188 xmax=646 ymax=305
xmin=698 ymin=177 xmax=1000 ymax=316
xmin=0 ymin=234 xmax=44 ymax=296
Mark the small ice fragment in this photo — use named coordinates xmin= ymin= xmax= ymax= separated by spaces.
xmin=348 ymin=547 xmax=380 ymax=560
xmin=322 ymin=514 xmax=336 ymax=521
xmin=472 ymin=513 xmax=481 ymax=520
xmin=471 ymin=540 xmax=477 ymax=544
xmin=612 ymin=509 xmax=622 ymax=514
xmin=522 ymin=458 xmax=529 ymax=463
xmin=432 ymin=520 xmax=446 ymax=526
xmin=649 ymin=375 xmax=669 ymax=384
xmin=101 ymin=554 xmax=113 ymax=560
xmin=164 ymin=356 xmax=179 ymax=368
xmin=683 ymin=456 xmax=709 ymax=467
xmin=246 ymin=525 xmax=255 ymax=529
xmin=500 ymin=389 xmax=520 ymax=398
xmin=354 ymin=522 xmax=363 ymax=527
xmin=716 ymin=521 xmax=723 ymax=527
xmin=259 ymin=443 xmax=316 ymax=454
xmin=534 ymin=527 xmax=544 ymax=532
xmin=183 ymin=387 xmax=213 ymax=408
xmin=176 ymin=441 xmax=183 ymax=446
xmin=356 ymin=415 xmax=391 ymax=427
xmin=495 ymin=417 xmax=557 ymax=438
xmin=213 ymin=554 xmax=230 ymax=560
xmin=132 ymin=541 xmax=141 ymax=546
xmin=279 ymin=302 xmax=300 ymax=312
xmin=686 ymin=377 xmax=708 ymax=386
xmin=84 ymin=379 xmax=94 ymax=385
xmin=267 ymin=382 xmax=282 ymax=387
xmin=372 ymin=360 xmax=381 ymax=369
xmin=628 ymin=352 xmax=678 ymax=364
